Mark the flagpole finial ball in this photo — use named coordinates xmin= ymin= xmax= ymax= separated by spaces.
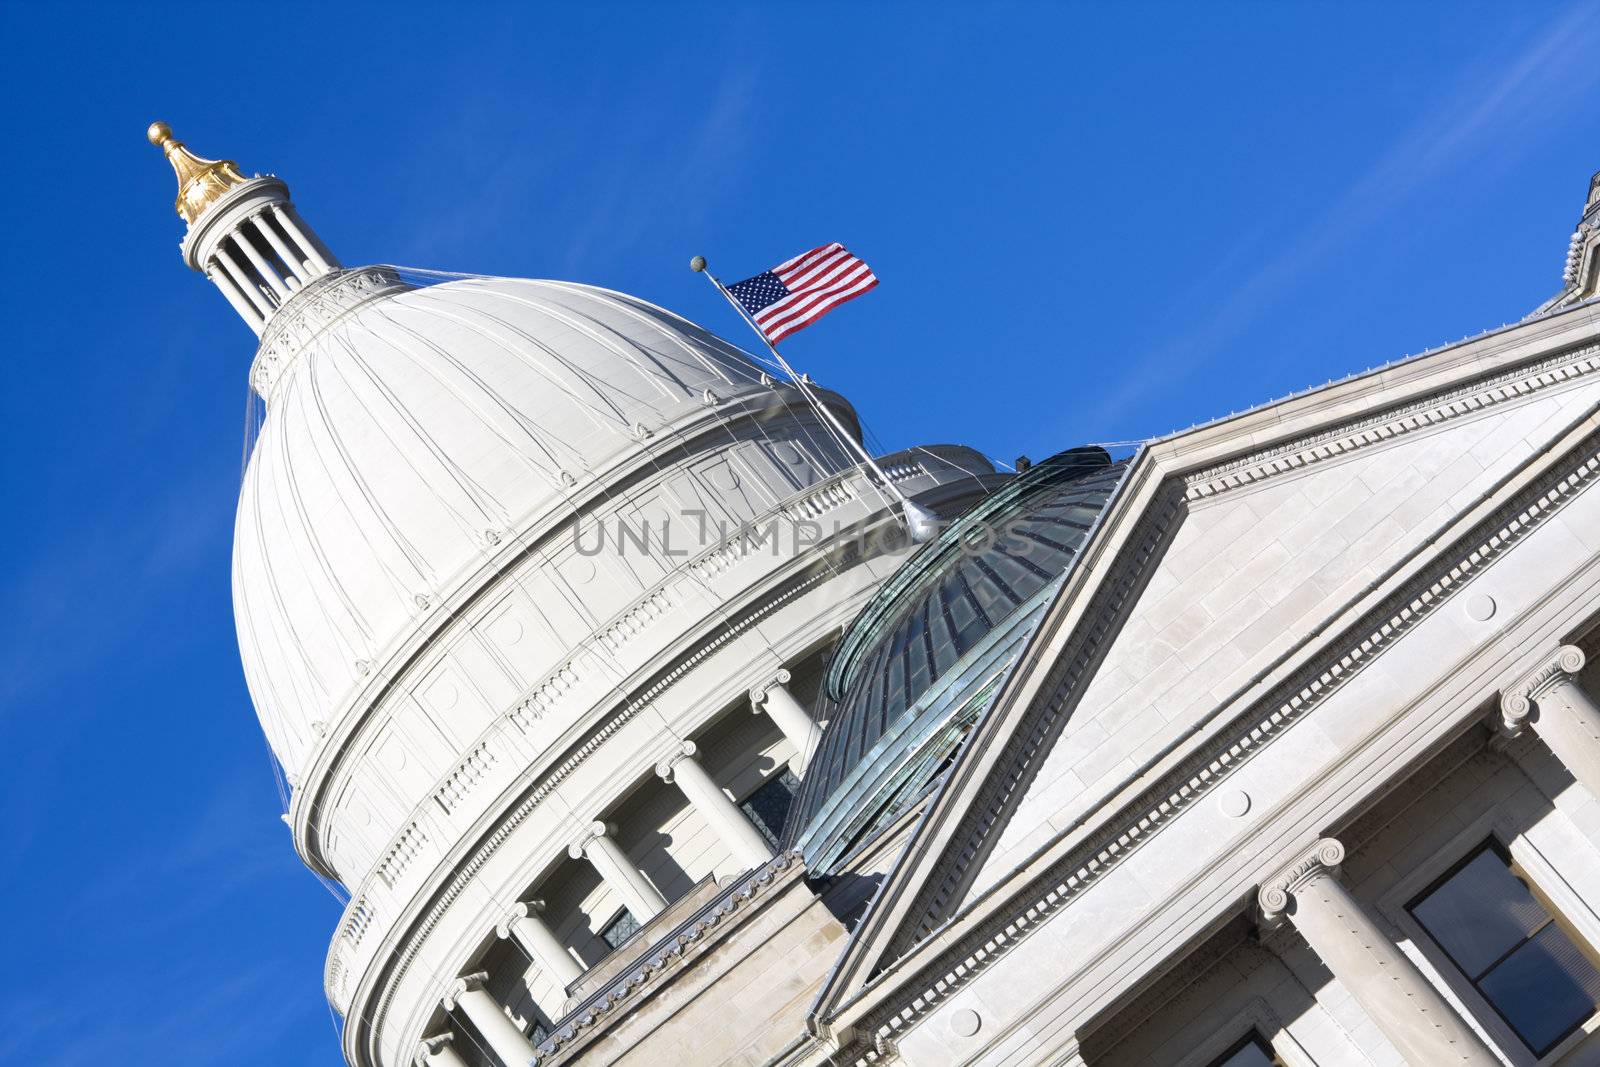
xmin=690 ymin=256 xmax=707 ymax=273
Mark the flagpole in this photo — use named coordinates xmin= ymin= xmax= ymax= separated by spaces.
xmin=691 ymin=255 xmax=938 ymax=542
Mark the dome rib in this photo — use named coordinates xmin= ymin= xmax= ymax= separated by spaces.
xmin=234 ymin=273 xmax=781 ymax=773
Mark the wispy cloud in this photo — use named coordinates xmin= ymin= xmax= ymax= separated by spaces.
xmin=0 ymin=464 xmax=235 ymax=716
xmin=1086 ymin=3 xmax=1600 ymax=432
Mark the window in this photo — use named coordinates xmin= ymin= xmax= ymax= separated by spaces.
xmin=1204 ymin=1031 xmax=1279 ymax=1067
xmin=740 ymin=768 xmax=800 ymax=847
xmin=1408 ymin=840 xmax=1600 ymax=1056
xmin=599 ymin=907 xmax=641 ymax=950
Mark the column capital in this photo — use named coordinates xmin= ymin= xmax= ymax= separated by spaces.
xmin=1258 ymin=838 xmax=1345 ymax=927
xmin=750 ymin=667 xmax=793 ymax=707
xmin=494 ymin=899 xmax=548 ymax=940
xmin=416 ymin=1032 xmax=456 ymax=1065
xmin=1501 ymin=645 xmax=1587 ymax=736
xmin=442 ymin=970 xmax=490 ymax=1010
xmin=567 ymin=820 xmax=614 ymax=859
xmin=654 ymin=739 xmax=699 ymax=782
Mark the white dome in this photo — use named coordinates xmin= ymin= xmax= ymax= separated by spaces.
xmin=233 ymin=269 xmax=772 ymax=771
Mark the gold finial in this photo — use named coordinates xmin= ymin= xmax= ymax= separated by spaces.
xmin=147 ymin=121 xmax=250 ymax=225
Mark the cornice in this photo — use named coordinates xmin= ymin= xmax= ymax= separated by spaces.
xmin=290 ymin=416 xmax=924 ymax=876
xmin=1150 ymin=300 xmax=1600 ymax=476
xmin=828 ymin=404 xmax=1600 ymax=1061
xmin=332 ymin=560 xmax=836 ymax=1009
xmin=850 ymin=327 xmax=1600 ymax=978
xmin=531 ymin=851 xmax=804 ymax=1066
xmin=335 ymin=483 xmax=961 ymax=1065
xmin=1184 ymin=342 xmax=1600 ymax=502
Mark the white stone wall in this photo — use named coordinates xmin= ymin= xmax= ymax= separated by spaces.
xmin=1087 ymin=729 xmax=1600 ymax=1067
xmin=971 ymin=369 xmax=1600 ymax=901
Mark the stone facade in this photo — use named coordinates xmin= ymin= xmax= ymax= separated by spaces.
xmin=151 ymin=130 xmax=1600 ymax=1067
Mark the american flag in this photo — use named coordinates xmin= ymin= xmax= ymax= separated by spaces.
xmin=726 ymin=243 xmax=878 ymax=344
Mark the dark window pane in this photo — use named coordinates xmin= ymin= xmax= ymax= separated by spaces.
xmin=600 ymin=908 xmax=640 ymax=950
xmin=1480 ymin=922 xmax=1600 ymax=1054
xmin=741 ymin=769 xmax=799 ymax=848
xmin=1412 ymin=850 xmax=1547 ymax=976
xmin=1208 ymin=1033 xmax=1276 ymax=1067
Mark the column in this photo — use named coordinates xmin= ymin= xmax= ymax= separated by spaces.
xmin=751 ymin=668 xmax=823 ymax=771
xmin=445 ymin=973 xmax=538 ymax=1067
xmin=212 ymin=244 xmax=275 ymax=318
xmin=1501 ymin=645 xmax=1600 ymax=797
xmin=497 ymin=900 xmax=582 ymax=988
xmin=416 ymin=1033 xmax=470 ymax=1067
xmin=657 ymin=740 xmax=774 ymax=869
xmin=1258 ymin=839 xmax=1498 ymax=1067
xmin=272 ymin=202 xmax=337 ymax=274
xmin=229 ymin=232 xmax=291 ymax=301
xmin=568 ymin=821 xmax=666 ymax=922
xmin=205 ymin=264 xmax=265 ymax=333
xmin=250 ymin=212 xmax=307 ymax=288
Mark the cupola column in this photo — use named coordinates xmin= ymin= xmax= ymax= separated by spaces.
xmin=416 ymin=1033 xmax=470 ymax=1067
xmin=1258 ymin=839 xmax=1498 ymax=1066
xmin=656 ymin=740 xmax=774 ymax=869
xmin=1500 ymin=646 xmax=1600 ymax=798
xmin=444 ymin=972 xmax=538 ymax=1067
xmin=568 ymin=822 xmax=666 ymax=922
xmin=751 ymin=669 xmax=822 ymax=772
xmin=228 ymin=230 xmax=292 ymax=300
xmin=247 ymin=212 xmax=308 ymax=289
xmin=203 ymin=265 xmax=266 ymax=332
xmin=212 ymin=245 xmax=275 ymax=319
xmin=272 ymin=203 xmax=336 ymax=275
xmin=496 ymin=901 xmax=582 ymax=988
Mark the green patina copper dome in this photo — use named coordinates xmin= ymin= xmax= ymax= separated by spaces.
xmin=786 ymin=447 xmax=1127 ymax=872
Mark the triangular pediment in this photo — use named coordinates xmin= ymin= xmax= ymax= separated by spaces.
xmin=808 ymin=303 xmax=1600 ymax=1037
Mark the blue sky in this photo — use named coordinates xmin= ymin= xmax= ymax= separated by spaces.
xmin=0 ymin=2 xmax=1596 ymax=1064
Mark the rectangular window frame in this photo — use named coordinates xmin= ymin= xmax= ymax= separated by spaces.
xmin=1168 ymin=997 xmax=1318 ymax=1067
xmin=1376 ymin=805 xmax=1600 ymax=1067
xmin=1405 ymin=837 xmax=1600 ymax=1058
xmin=1201 ymin=1030 xmax=1282 ymax=1067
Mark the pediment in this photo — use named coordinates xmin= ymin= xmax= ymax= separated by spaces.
xmin=806 ymin=305 xmax=1600 ymax=1034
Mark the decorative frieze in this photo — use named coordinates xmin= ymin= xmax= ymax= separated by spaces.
xmin=433 ymin=742 xmax=496 ymax=815
xmin=248 ymin=266 xmax=411 ymax=400
xmin=596 ymin=590 xmax=672 ymax=652
xmin=375 ymin=823 xmax=430 ymax=889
